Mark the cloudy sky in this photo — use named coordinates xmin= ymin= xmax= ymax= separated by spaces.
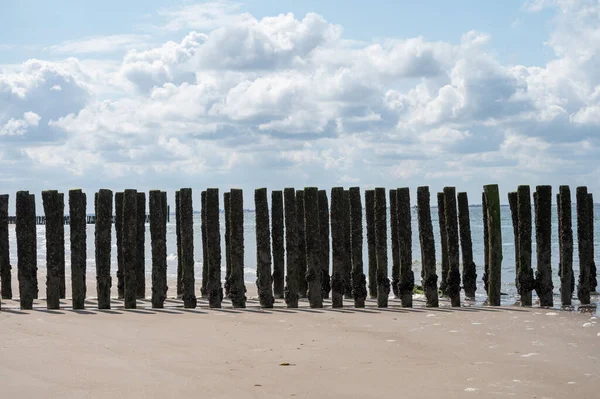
xmin=1 ymin=0 xmax=599 ymax=211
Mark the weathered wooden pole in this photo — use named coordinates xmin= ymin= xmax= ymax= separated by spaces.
xmin=224 ymin=191 xmax=232 ymax=298
xmin=342 ymin=190 xmax=352 ymax=299
xmin=175 ymin=190 xmax=182 ymax=298
xmin=271 ymin=190 xmax=285 ymax=299
xmin=365 ymin=190 xmax=377 ymax=298
xmin=16 ymin=191 xmax=36 ymax=309
xmin=457 ymin=192 xmax=476 ymax=298
xmin=200 ymin=190 xmax=209 ymax=298
xmin=443 ymin=187 xmax=461 ymax=307
xmin=296 ymin=190 xmax=307 ymax=298
xmin=482 ymin=192 xmax=490 ymax=294
xmin=69 ymin=189 xmax=86 ymax=309
xmin=150 ymin=190 xmax=167 ymax=308
xmin=0 ymin=194 xmax=11 ymax=299
xmin=304 ymin=187 xmax=323 ymax=308
xmin=374 ymin=188 xmax=390 ymax=307
xmin=437 ymin=192 xmax=449 ymax=296
xmin=58 ymin=193 xmax=66 ymax=299
xmin=389 ymin=189 xmax=400 ymax=298
xmin=417 ymin=187 xmax=438 ymax=307
xmin=557 ymin=186 xmax=573 ymax=306
xmin=122 ymin=189 xmax=137 ymax=309
xmin=318 ymin=190 xmax=331 ymax=299
xmin=115 ymin=191 xmax=125 ymax=299
xmin=517 ymin=185 xmax=534 ymax=306
xmin=95 ymin=189 xmax=113 ymax=309
xmin=484 ymin=184 xmax=502 ymax=306
xmin=283 ymin=188 xmax=299 ymax=308
xmin=588 ymin=193 xmax=597 ymax=293
xmin=577 ymin=186 xmax=591 ymax=305
xmin=255 ymin=188 xmax=274 ymax=308
xmin=30 ymin=194 xmax=38 ymax=299
xmin=179 ymin=188 xmax=196 ymax=308
xmin=42 ymin=191 xmax=63 ymax=309
xmin=396 ymin=188 xmax=413 ymax=307
xmin=206 ymin=188 xmax=223 ymax=308
xmin=349 ymin=187 xmax=366 ymax=308
xmin=229 ymin=189 xmax=247 ymax=308
xmin=534 ymin=185 xmax=553 ymax=307
xmin=136 ymin=192 xmax=146 ymax=299
xmin=330 ymin=187 xmax=345 ymax=308
xmin=508 ymin=192 xmax=520 ymax=292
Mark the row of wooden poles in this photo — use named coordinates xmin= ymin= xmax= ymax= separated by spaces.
xmin=0 ymin=184 xmax=596 ymax=310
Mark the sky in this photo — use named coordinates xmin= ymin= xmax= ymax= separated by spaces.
xmin=1 ymin=0 xmax=599 ymax=212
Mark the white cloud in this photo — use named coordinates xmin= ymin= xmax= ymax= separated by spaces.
xmin=49 ymin=34 xmax=153 ymax=54
xmin=0 ymin=111 xmax=40 ymax=136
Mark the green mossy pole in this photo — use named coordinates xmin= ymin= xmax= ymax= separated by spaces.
xmin=179 ymin=188 xmax=196 ymax=308
xmin=374 ymin=187 xmax=390 ymax=308
xmin=588 ymin=194 xmax=597 ymax=293
xmin=136 ymin=192 xmax=146 ymax=299
xmin=0 ymin=194 xmax=11 ymax=299
xmin=508 ymin=192 xmax=520 ymax=292
xmin=482 ymin=192 xmax=490 ymax=294
xmin=417 ymin=187 xmax=438 ymax=307
xmin=457 ymin=192 xmax=476 ymax=298
xmin=42 ymin=190 xmax=62 ymax=309
xmin=271 ymin=190 xmax=285 ymax=299
xmin=201 ymin=190 xmax=209 ymax=298
xmin=224 ymin=191 xmax=232 ymax=298
xmin=443 ymin=187 xmax=461 ymax=307
xmin=396 ymin=188 xmax=413 ymax=307
xmin=330 ymin=187 xmax=345 ymax=308
xmin=484 ymin=184 xmax=502 ymax=306
xmin=229 ymin=189 xmax=247 ymax=308
xmin=349 ymin=187 xmax=366 ymax=308
xmin=206 ymin=188 xmax=223 ymax=308
xmin=517 ymin=185 xmax=534 ymax=306
xmin=557 ymin=186 xmax=573 ymax=306
xmin=16 ymin=191 xmax=35 ymax=309
xmin=296 ymin=190 xmax=307 ymax=298
xmin=122 ymin=189 xmax=137 ymax=309
xmin=255 ymin=188 xmax=274 ymax=308
xmin=69 ymin=189 xmax=86 ymax=310
xmin=95 ymin=189 xmax=112 ymax=309
xmin=437 ymin=192 xmax=448 ymax=296
xmin=365 ymin=190 xmax=377 ymax=298
xmin=30 ymin=194 xmax=38 ymax=299
xmin=175 ymin=190 xmax=182 ymax=298
xmin=150 ymin=190 xmax=167 ymax=308
xmin=304 ymin=187 xmax=323 ymax=308
xmin=115 ymin=192 xmax=125 ymax=299
xmin=342 ymin=190 xmax=352 ymax=299
xmin=318 ymin=190 xmax=331 ymax=299
xmin=389 ymin=189 xmax=400 ymax=298
xmin=534 ymin=186 xmax=553 ymax=307
xmin=283 ymin=188 xmax=299 ymax=308
xmin=576 ymin=186 xmax=591 ymax=305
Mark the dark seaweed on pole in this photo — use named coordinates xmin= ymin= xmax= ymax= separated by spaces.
xmin=255 ymin=188 xmax=274 ymax=308
xmin=283 ymin=188 xmax=299 ymax=308
xmin=150 ymin=190 xmax=167 ymax=308
xmin=271 ymin=190 xmax=285 ymax=299
xmin=201 ymin=190 xmax=209 ymax=298
xmin=517 ymin=185 xmax=534 ymax=306
xmin=389 ymin=189 xmax=400 ymax=298
xmin=557 ymin=186 xmax=573 ymax=306
xmin=365 ymin=190 xmax=377 ymax=298
xmin=437 ymin=192 xmax=448 ymax=296
xmin=396 ymin=187 xmax=414 ymax=307
xmin=304 ymin=187 xmax=323 ymax=308
xmin=115 ymin=191 xmax=124 ymax=299
xmin=95 ymin=189 xmax=113 ymax=309
xmin=136 ymin=192 xmax=146 ymax=299
xmin=374 ymin=187 xmax=390 ymax=307
xmin=349 ymin=187 xmax=367 ymax=307
xmin=175 ymin=190 xmax=182 ymax=298
xmin=224 ymin=191 xmax=232 ymax=298
xmin=482 ymin=192 xmax=489 ymax=294
xmin=296 ymin=190 xmax=307 ymax=298
xmin=318 ymin=190 xmax=331 ymax=299
xmin=206 ymin=188 xmax=223 ymax=308
xmin=484 ymin=184 xmax=502 ymax=306
xmin=330 ymin=187 xmax=345 ymax=308
xmin=534 ymin=186 xmax=553 ymax=307
xmin=417 ymin=187 xmax=438 ymax=307
xmin=122 ymin=189 xmax=138 ymax=309
xmin=0 ymin=194 xmax=11 ymax=299
xmin=229 ymin=189 xmax=247 ymax=308
xmin=342 ymin=190 xmax=352 ymax=299
xmin=16 ymin=191 xmax=36 ymax=309
xmin=443 ymin=187 xmax=461 ymax=307
xmin=508 ymin=192 xmax=519 ymax=292
xmin=457 ymin=192 xmax=476 ymax=298
xmin=576 ymin=187 xmax=591 ymax=305
xmin=43 ymin=190 xmax=63 ymax=310
xmin=179 ymin=188 xmax=197 ymax=308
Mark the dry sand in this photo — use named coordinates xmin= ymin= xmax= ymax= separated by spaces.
xmin=1 ymin=275 xmax=600 ymax=398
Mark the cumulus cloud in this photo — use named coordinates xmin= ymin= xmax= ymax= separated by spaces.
xmin=0 ymin=112 xmax=40 ymax=136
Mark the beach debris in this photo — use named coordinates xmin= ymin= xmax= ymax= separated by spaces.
xmin=279 ymin=362 xmax=295 ymax=366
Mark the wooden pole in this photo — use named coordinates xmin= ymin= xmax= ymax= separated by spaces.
xmin=365 ymin=190 xmax=377 ymax=298
xmin=69 ymin=189 xmax=86 ymax=309
xmin=0 ymin=194 xmax=11 ymax=300
xmin=224 ymin=191 xmax=232 ymax=298
xmin=206 ymin=188 xmax=223 ymax=308
xmin=389 ymin=189 xmax=400 ymax=298
xmin=318 ymin=190 xmax=331 ymax=299
xmin=30 ymin=194 xmax=38 ymax=299
xmin=443 ymin=187 xmax=461 ymax=307
xmin=330 ymin=187 xmax=345 ymax=308
xmin=576 ymin=186 xmax=591 ymax=305
xmin=43 ymin=190 xmax=63 ymax=309
xmin=396 ymin=188 xmax=413 ymax=307
xmin=437 ymin=192 xmax=448 ymax=296
xmin=374 ymin=187 xmax=390 ymax=307
xmin=175 ymin=190 xmax=182 ymax=298
xmin=534 ymin=185 xmax=553 ymax=307
xmin=304 ymin=187 xmax=323 ymax=308
xmin=150 ymin=190 xmax=167 ymax=308
xmin=484 ymin=185 xmax=502 ymax=306
xmin=417 ymin=187 xmax=438 ymax=307
xmin=349 ymin=187 xmax=367 ymax=307
xmin=229 ymin=189 xmax=247 ymax=308
xmin=57 ymin=193 xmax=65 ymax=299
xmin=16 ymin=191 xmax=36 ymax=309
xmin=200 ymin=190 xmax=209 ymax=298
xmin=122 ymin=189 xmax=137 ymax=309
xmin=95 ymin=189 xmax=112 ymax=309
xmin=283 ymin=188 xmax=299 ymax=308
xmin=457 ymin=192 xmax=476 ymax=298
xmin=296 ymin=190 xmax=307 ymax=298
xmin=588 ymin=193 xmax=597 ymax=293
xmin=271 ymin=190 xmax=285 ymax=299
xmin=179 ymin=188 xmax=197 ymax=308
xmin=557 ymin=186 xmax=573 ymax=306
xmin=482 ymin=192 xmax=489 ymax=294
xmin=508 ymin=192 xmax=519 ymax=292
xmin=255 ymin=188 xmax=274 ymax=308
xmin=115 ymin=192 xmax=125 ymax=299
xmin=136 ymin=192 xmax=146 ymax=299
xmin=342 ymin=190 xmax=352 ymax=299
xmin=517 ymin=185 xmax=534 ymax=306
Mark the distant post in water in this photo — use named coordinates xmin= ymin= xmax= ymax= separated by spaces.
xmin=283 ymin=188 xmax=299 ymax=308
xmin=482 ymin=192 xmax=490 ymax=294
xmin=271 ymin=190 xmax=285 ymax=299
xmin=224 ymin=191 xmax=232 ymax=298
xmin=588 ymin=193 xmax=597 ymax=293
xmin=443 ymin=187 xmax=461 ymax=307
xmin=484 ymin=184 xmax=502 ymax=306
xmin=95 ymin=189 xmax=113 ymax=309
xmin=16 ymin=191 xmax=36 ymax=309
xmin=576 ymin=186 xmax=591 ymax=305
xmin=417 ymin=187 xmax=438 ymax=307
xmin=115 ymin=192 xmax=125 ymax=299
xmin=508 ymin=192 xmax=519 ymax=292
xmin=389 ymin=189 xmax=400 ymax=298
xmin=349 ymin=187 xmax=367 ymax=307
xmin=175 ymin=190 xmax=182 ymax=298
xmin=229 ymin=189 xmax=247 ymax=308
xmin=342 ymin=190 xmax=352 ymax=299
xmin=150 ymin=190 xmax=167 ymax=308
xmin=296 ymin=190 xmax=307 ymax=298
xmin=179 ymin=188 xmax=196 ymax=308
xmin=200 ymin=190 xmax=209 ymax=298
xmin=517 ymin=185 xmax=534 ymax=306
xmin=122 ymin=189 xmax=138 ymax=309
xmin=43 ymin=190 xmax=63 ymax=309
xmin=136 ymin=192 xmax=146 ymax=299
xmin=397 ymin=188 xmax=414 ymax=307
xmin=374 ymin=188 xmax=390 ymax=307
xmin=365 ymin=190 xmax=377 ymax=298
xmin=534 ymin=186 xmax=553 ymax=307
xmin=255 ymin=188 xmax=274 ymax=308
xmin=557 ymin=186 xmax=573 ymax=306
xmin=318 ymin=190 xmax=331 ymax=299
xmin=457 ymin=192 xmax=476 ymax=298
xmin=0 ymin=194 xmax=11 ymax=299
xmin=330 ymin=187 xmax=345 ymax=308
xmin=206 ymin=188 xmax=223 ymax=308
xmin=304 ymin=187 xmax=323 ymax=308
xmin=437 ymin=192 xmax=448 ymax=296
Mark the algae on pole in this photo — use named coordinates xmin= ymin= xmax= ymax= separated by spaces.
xmin=271 ymin=190 xmax=285 ymax=299
xmin=457 ymin=192 xmax=476 ymax=298
xmin=255 ymin=188 xmax=274 ymax=308
xmin=150 ymin=190 xmax=167 ymax=308
xmin=70 ymin=189 xmax=87 ymax=310
xmin=304 ymin=187 xmax=323 ymax=308
xmin=396 ymin=188 xmax=414 ymax=307
xmin=437 ymin=192 xmax=449 ymax=296
xmin=179 ymin=188 xmax=197 ymax=308
xmin=389 ymin=189 xmax=400 ymax=298
xmin=576 ymin=186 xmax=591 ymax=305
xmin=224 ymin=191 xmax=232 ymax=298
xmin=95 ymin=189 xmax=113 ymax=309
xmin=16 ymin=191 xmax=36 ymax=309
xmin=443 ymin=187 xmax=461 ymax=307
xmin=374 ymin=187 xmax=390 ymax=307
xmin=484 ymin=184 xmax=502 ymax=306
xmin=508 ymin=192 xmax=519 ymax=292
xmin=318 ymin=190 xmax=331 ymax=299
xmin=330 ymin=187 xmax=346 ymax=308
xmin=115 ymin=192 xmax=125 ymax=299
xmin=43 ymin=190 xmax=63 ymax=310
xmin=417 ymin=187 xmax=438 ymax=307
xmin=229 ymin=189 xmax=247 ymax=308
xmin=296 ymin=190 xmax=307 ymax=298
xmin=206 ymin=188 xmax=224 ymax=308
xmin=0 ymin=194 xmax=11 ymax=300
xmin=557 ymin=186 xmax=573 ymax=306
xmin=534 ymin=186 xmax=553 ymax=307
xmin=517 ymin=185 xmax=534 ymax=306
xmin=175 ymin=191 xmax=182 ymax=298
xmin=349 ymin=187 xmax=367 ymax=308
xmin=283 ymin=188 xmax=299 ymax=308
xmin=122 ymin=189 xmax=138 ymax=309
xmin=365 ymin=190 xmax=377 ymax=298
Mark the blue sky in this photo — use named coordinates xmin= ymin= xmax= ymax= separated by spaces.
xmin=1 ymin=0 xmax=599 ymax=211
